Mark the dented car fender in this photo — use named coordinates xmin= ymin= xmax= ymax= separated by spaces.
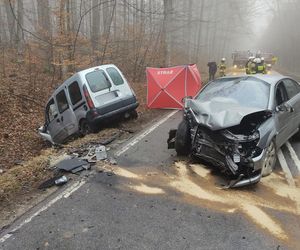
xmin=257 ymin=117 xmax=277 ymax=149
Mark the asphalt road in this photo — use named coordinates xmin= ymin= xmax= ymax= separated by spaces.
xmin=1 ymin=109 xmax=300 ymax=250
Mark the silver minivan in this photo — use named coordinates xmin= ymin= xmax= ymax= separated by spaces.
xmin=39 ymin=64 xmax=139 ymax=144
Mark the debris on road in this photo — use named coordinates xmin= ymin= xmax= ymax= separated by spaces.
xmin=54 ymin=176 xmax=68 ymax=186
xmin=38 ymin=175 xmax=68 ymax=189
xmin=108 ymin=157 xmax=117 ymax=165
xmin=56 ymin=158 xmax=90 ymax=173
xmin=96 ymin=145 xmax=107 ymax=161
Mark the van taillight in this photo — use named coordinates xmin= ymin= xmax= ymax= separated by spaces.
xmin=83 ymin=84 xmax=95 ymax=109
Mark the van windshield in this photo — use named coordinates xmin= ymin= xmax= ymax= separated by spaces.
xmin=86 ymin=70 xmax=112 ymax=92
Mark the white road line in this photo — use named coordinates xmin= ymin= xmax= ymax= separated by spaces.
xmin=0 ymin=110 xmax=178 ymax=244
xmin=277 ymin=149 xmax=296 ymax=187
xmin=115 ymin=110 xmax=178 ymax=157
xmin=286 ymin=141 xmax=300 ymax=173
xmin=0 ymin=180 xmax=86 ymax=243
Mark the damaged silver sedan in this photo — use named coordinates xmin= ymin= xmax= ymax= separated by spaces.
xmin=169 ymin=75 xmax=300 ymax=187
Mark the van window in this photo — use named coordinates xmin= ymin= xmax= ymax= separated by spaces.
xmin=56 ymin=90 xmax=69 ymax=113
xmin=68 ymin=81 xmax=82 ymax=105
xmin=46 ymin=99 xmax=58 ymax=123
xmin=86 ymin=70 xmax=112 ymax=92
xmin=107 ymin=67 xmax=124 ymax=86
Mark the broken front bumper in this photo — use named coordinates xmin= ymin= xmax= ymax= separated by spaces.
xmin=229 ymin=148 xmax=265 ymax=188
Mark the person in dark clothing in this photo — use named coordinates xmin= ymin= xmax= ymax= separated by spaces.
xmin=207 ymin=61 xmax=217 ymax=81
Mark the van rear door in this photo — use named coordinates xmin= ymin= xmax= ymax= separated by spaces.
xmin=105 ymin=66 xmax=133 ymax=98
xmin=85 ymin=69 xmax=120 ymax=108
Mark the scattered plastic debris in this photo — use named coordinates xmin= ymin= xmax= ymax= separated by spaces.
xmin=96 ymin=146 xmax=107 ymax=161
xmin=54 ymin=176 xmax=68 ymax=186
xmin=38 ymin=175 xmax=68 ymax=189
xmin=56 ymin=158 xmax=89 ymax=172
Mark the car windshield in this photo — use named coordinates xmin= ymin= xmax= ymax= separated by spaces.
xmin=196 ymin=77 xmax=270 ymax=109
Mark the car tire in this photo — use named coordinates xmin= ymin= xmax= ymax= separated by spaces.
xmin=175 ymin=120 xmax=191 ymax=156
xmin=79 ymin=119 xmax=94 ymax=136
xmin=261 ymin=141 xmax=277 ymax=177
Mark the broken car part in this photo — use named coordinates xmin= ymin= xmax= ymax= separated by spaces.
xmin=54 ymin=176 xmax=68 ymax=186
xmin=38 ymin=175 xmax=68 ymax=189
xmin=96 ymin=145 xmax=107 ymax=161
xmin=56 ymin=158 xmax=89 ymax=172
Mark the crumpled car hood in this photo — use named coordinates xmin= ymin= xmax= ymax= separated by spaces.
xmin=188 ymin=97 xmax=265 ymax=130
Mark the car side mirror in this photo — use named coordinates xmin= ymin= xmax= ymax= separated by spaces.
xmin=276 ymin=103 xmax=294 ymax=113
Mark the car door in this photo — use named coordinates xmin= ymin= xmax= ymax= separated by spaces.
xmin=67 ymin=80 xmax=85 ymax=128
xmin=46 ymin=98 xmax=66 ymax=143
xmin=275 ymin=81 xmax=295 ymax=147
xmin=283 ymin=78 xmax=300 ymax=133
xmin=50 ymin=89 xmax=76 ymax=143
xmin=105 ymin=66 xmax=132 ymax=98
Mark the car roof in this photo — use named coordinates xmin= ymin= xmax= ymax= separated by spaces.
xmin=77 ymin=64 xmax=116 ymax=76
xmin=222 ymin=73 xmax=289 ymax=86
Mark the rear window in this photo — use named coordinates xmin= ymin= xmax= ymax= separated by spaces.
xmin=86 ymin=70 xmax=112 ymax=92
xmin=68 ymin=81 xmax=82 ymax=105
xmin=107 ymin=67 xmax=124 ymax=86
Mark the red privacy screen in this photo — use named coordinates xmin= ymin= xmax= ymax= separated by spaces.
xmin=146 ymin=64 xmax=202 ymax=109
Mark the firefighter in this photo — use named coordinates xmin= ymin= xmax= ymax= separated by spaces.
xmin=255 ymin=58 xmax=266 ymax=74
xmin=219 ymin=58 xmax=226 ymax=77
xmin=260 ymin=57 xmax=267 ymax=74
xmin=246 ymin=56 xmax=255 ymax=74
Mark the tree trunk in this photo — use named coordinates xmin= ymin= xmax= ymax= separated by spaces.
xmin=91 ymin=0 xmax=100 ymax=61
xmin=4 ymin=0 xmax=16 ymax=46
xmin=163 ymin=0 xmax=173 ymax=66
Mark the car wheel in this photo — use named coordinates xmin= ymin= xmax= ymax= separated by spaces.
xmin=261 ymin=141 xmax=277 ymax=177
xmin=175 ymin=120 xmax=191 ymax=156
xmin=79 ymin=119 xmax=93 ymax=136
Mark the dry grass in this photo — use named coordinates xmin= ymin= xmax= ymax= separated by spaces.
xmin=0 ymin=149 xmax=55 ymax=203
